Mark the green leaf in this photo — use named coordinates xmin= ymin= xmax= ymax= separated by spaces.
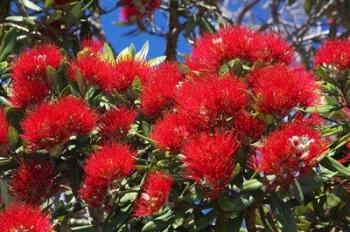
xmin=219 ymin=193 xmax=255 ymax=212
xmin=0 ymin=179 xmax=10 ymax=206
xmin=45 ymin=0 xmax=54 ymax=7
xmin=101 ymin=43 xmax=115 ymax=63
xmin=22 ymin=0 xmax=42 ymax=11
xmin=103 ymin=205 xmax=132 ymax=232
xmin=117 ymin=46 xmax=133 ymax=61
xmin=8 ymin=126 xmax=19 ymax=151
xmin=321 ymin=156 xmax=350 ymax=177
xmin=142 ymin=220 xmax=170 ymax=232
xmin=135 ymin=41 xmax=149 ymax=61
xmin=69 ymin=1 xmax=83 ymax=20
xmin=148 ymin=56 xmax=166 ymax=66
xmin=293 ymin=179 xmax=304 ymax=204
xmin=119 ymin=192 xmax=138 ymax=203
xmin=0 ymin=28 xmax=17 ymax=62
xmin=242 ymin=179 xmax=264 ymax=192
xmin=270 ymin=195 xmax=297 ymax=232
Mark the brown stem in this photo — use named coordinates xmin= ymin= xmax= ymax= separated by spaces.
xmin=89 ymin=206 xmax=104 ymax=232
xmin=165 ymin=0 xmax=181 ymax=61
xmin=245 ymin=208 xmax=257 ymax=232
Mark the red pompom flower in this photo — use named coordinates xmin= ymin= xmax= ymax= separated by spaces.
xmin=141 ymin=63 xmax=183 ymax=116
xmin=314 ymin=39 xmax=350 ymax=70
xmin=120 ymin=0 xmax=161 ymax=23
xmin=133 ymin=171 xmax=173 ymax=216
xmin=11 ymin=44 xmax=63 ymax=108
xmin=232 ymin=111 xmax=265 ymax=141
xmin=182 ymin=131 xmax=239 ymax=198
xmin=11 ymin=161 xmax=57 ymax=205
xmin=21 ymin=96 xmax=97 ymax=153
xmin=249 ymin=65 xmax=319 ymax=116
xmin=175 ymin=75 xmax=248 ymax=129
xmin=98 ymin=107 xmax=137 ymax=141
xmin=0 ymin=204 xmax=53 ymax=232
xmin=187 ymin=26 xmax=293 ymax=73
xmin=255 ymin=122 xmax=327 ymax=184
xmin=151 ymin=113 xmax=193 ymax=152
xmin=80 ymin=143 xmax=136 ymax=207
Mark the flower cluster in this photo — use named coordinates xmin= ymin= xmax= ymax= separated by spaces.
xmin=133 ymin=171 xmax=173 ymax=216
xmin=182 ymin=131 xmax=239 ymax=198
xmin=149 ymin=25 xmax=321 ymax=198
xmin=80 ymin=143 xmax=136 ymax=207
xmin=69 ymin=40 xmax=151 ymax=94
xmin=21 ymin=96 xmax=97 ymax=153
xmin=120 ymin=0 xmax=161 ymax=23
xmin=255 ymin=122 xmax=326 ymax=184
xmin=10 ymin=161 xmax=57 ymax=205
xmin=141 ymin=62 xmax=183 ymax=116
xmin=0 ymin=108 xmax=8 ymax=155
xmin=249 ymin=65 xmax=319 ymax=116
xmin=314 ymin=39 xmax=350 ymax=70
xmin=98 ymin=107 xmax=137 ymax=142
xmin=0 ymin=204 xmax=53 ymax=232
xmin=187 ymin=26 xmax=294 ymax=73
xmin=11 ymin=44 xmax=63 ymax=108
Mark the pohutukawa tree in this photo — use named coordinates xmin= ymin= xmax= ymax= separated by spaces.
xmin=0 ymin=0 xmax=350 ymax=232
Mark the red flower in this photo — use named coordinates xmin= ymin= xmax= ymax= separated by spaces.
xmin=141 ymin=63 xmax=183 ymax=116
xmin=0 ymin=204 xmax=53 ymax=232
xmin=175 ymin=74 xmax=248 ymax=129
xmin=110 ymin=60 xmax=152 ymax=92
xmin=248 ymin=31 xmax=294 ymax=64
xmin=249 ymin=65 xmax=319 ymax=116
xmin=187 ymin=26 xmax=293 ymax=73
xmin=81 ymin=38 xmax=104 ymax=53
xmin=21 ymin=96 xmax=97 ymax=152
xmin=120 ymin=0 xmax=161 ymax=23
xmin=99 ymin=107 xmax=137 ymax=141
xmin=182 ymin=131 xmax=239 ymax=198
xmin=133 ymin=171 xmax=173 ymax=216
xmin=256 ymin=122 xmax=326 ymax=184
xmin=232 ymin=111 xmax=265 ymax=141
xmin=314 ymin=39 xmax=350 ymax=70
xmin=11 ymin=44 xmax=63 ymax=107
xmin=11 ymin=161 xmax=57 ymax=205
xmin=0 ymin=108 xmax=9 ymax=155
xmin=80 ymin=143 xmax=136 ymax=207
xmin=69 ymin=55 xmax=116 ymax=94
xmin=151 ymin=113 xmax=193 ymax=152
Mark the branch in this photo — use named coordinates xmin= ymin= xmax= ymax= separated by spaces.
xmin=165 ymin=0 xmax=181 ymax=60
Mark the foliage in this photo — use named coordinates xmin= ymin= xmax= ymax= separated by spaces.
xmin=0 ymin=1 xmax=350 ymax=232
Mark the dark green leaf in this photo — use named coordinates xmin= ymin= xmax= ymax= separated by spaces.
xmin=270 ymin=194 xmax=297 ymax=232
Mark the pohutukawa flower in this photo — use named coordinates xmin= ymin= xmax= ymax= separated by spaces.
xmin=232 ymin=111 xmax=265 ymax=141
xmin=11 ymin=44 xmax=63 ymax=107
xmin=314 ymin=39 xmax=350 ymax=70
xmin=133 ymin=171 xmax=173 ymax=216
xmin=11 ymin=161 xmax=57 ymax=205
xmin=187 ymin=26 xmax=293 ymax=73
xmin=175 ymin=74 xmax=248 ymax=129
xmin=182 ymin=131 xmax=239 ymax=198
xmin=111 ymin=59 xmax=152 ymax=92
xmin=98 ymin=107 xmax=137 ymax=141
xmin=249 ymin=65 xmax=319 ymax=116
xmin=141 ymin=63 xmax=183 ymax=116
xmin=120 ymin=0 xmax=161 ymax=23
xmin=0 ymin=204 xmax=53 ymax=232
xmin=0 ymin=108 xmax=9 ymax=155
xmin=151 ymin=113 xmax=193 ymax=152
xmin=80 ymin=143 xmax=136 ymax=207
xmin=255 ymin=122 xmax=327 ymax=184
xmin=69 ymin=55 xmax=116 ymax=94
xmin=81 ymin=38 xmax=104 ymax=53
xmin=21 ymin=96 xmax=97 ymax=153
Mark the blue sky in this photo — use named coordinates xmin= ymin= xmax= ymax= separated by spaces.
xmin=100 ymin=0 xmax=190 ymax=58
